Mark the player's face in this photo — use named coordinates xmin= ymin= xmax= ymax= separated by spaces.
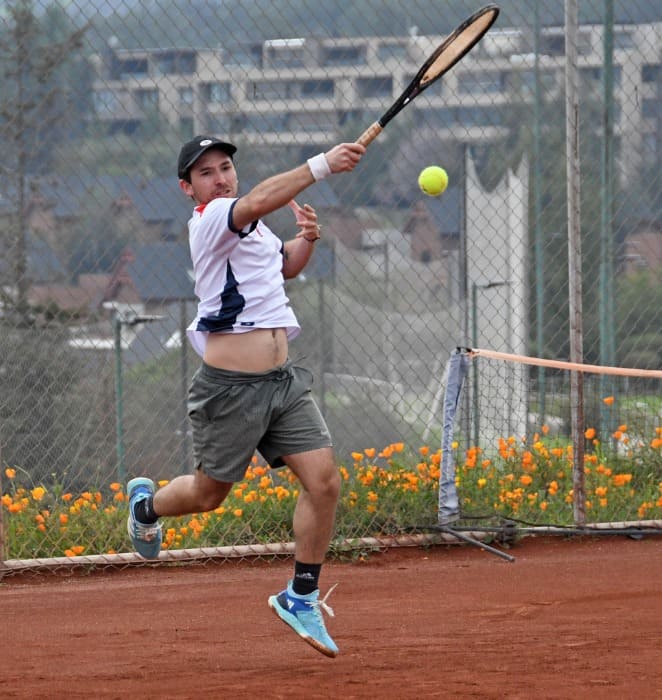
xmin=180 ymin=149 xmax=239 ymax=204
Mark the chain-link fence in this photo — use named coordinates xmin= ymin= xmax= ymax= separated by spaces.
xmin=1 ymin=1 xmax=660 ymax=569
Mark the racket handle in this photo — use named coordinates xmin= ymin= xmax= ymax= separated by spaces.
xmin=356 ymin=122 xmax=383 ymax=147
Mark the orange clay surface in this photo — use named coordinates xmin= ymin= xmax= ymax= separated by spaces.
xmin=2 ymin=535 xmax=661 ymax=699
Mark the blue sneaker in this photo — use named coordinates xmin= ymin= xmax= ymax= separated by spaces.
xmin=268 ymin=581 xmax=339 ymax=658
xmin=127 ymin=477 xmax=162 ymax=559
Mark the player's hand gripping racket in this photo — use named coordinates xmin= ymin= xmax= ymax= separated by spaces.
xmin=356 ymin=4 xmax=500 ymax=147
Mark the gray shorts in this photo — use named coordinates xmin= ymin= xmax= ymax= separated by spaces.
xmin=187 ymin=360 xmax=332 ymax=483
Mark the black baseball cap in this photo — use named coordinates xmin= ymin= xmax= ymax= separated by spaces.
xmin=177 ymin=135 xmax=237 ymax=179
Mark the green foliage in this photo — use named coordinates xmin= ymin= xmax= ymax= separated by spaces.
xmin=3 ymin=432 xmax=660 ymax=560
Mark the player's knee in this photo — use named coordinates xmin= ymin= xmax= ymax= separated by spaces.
xmin=318 ymin=465 xmax=341 ymax=503
xmin=195 ymin=483 xmax=232 ymax=512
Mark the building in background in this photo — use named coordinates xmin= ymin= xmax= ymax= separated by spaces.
xmin=91 ymin=22 xmax=661 ymax=179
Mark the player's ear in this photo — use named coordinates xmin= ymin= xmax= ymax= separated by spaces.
xmin=179 ymin=179 xmax=194 ymax=198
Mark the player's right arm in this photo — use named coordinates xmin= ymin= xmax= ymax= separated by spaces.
xmin=230 ymin=143 xmax=364 ymax=231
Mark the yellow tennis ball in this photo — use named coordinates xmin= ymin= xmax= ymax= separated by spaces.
xmin=418 ymin=166 xmax=448 ymax=196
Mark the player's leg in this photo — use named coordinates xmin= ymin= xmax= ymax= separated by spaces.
xmin=268 ymin=445 xmax=342 ymax=657
xmin=127 ymin=470 xmax=233 ymax=559
xmin=153 ymin=469 xmax=233 ymax=515
xmin=128 ymin=363 xmax=259 ymax=559
xmin=286 ymin=447 xmax=340 ymax=564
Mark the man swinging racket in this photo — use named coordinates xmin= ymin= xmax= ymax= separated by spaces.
xmin=126 ymin=135 xmax=365 ymax=657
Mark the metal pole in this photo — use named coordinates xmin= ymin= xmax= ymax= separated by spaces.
xmin=179 ymin=300 xmax=190 ymax=474
xmin=565 ymin=0 xmax=586 ymax=525
xmin=599 ymin=0 xmax=616 ymax=436
xmin=533 ymin=1 xmax=546 ymax=424
xmin=113 ymin=313 xmax=126 ymax=484
xmin=471 ymin=282 xmax=480 ymax=449
xmin=319 ymin=277 xmax=327 ymax=415
xmin=0 ymin=445 xmax=5 ymax=565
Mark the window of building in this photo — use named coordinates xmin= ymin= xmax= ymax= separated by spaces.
xmin=540 ymin=34 xmax=564 ymax=56
xmin=455 ymin=105 xmax=502 ymax=127
xmin=290 ymin=111 xmax=336 ymax=132
xmin=116 ymin=57 xmax=148 ymax=80
xmin=94 ymin=89 xmax=120 ymax=114
xmin=243 ymin=112 xmax=289 ymax=132
xmin=457 ymin=71 xmax=506 ymax=95
xmin=642 ymin=64 xmax=662 ymax=84
xmin=515 ymin=69 xmax=557 ymax=97
xmin=301 ymin=79 xmax=334 ymax=98
xmin=642 ymin=98 xmax=662 ymax=121
xmin=155 ymin=50 xmax=196 ymax=76
xmin=377 ymin=42 xmax=408 ymax=63
xmin=357 ymin=77 xmax=393 ymax=99
xmin=614 ymin=31 xmax=634 ymax=51
xmin=179 ymin=87 xmax=194 ymax=106
xmin=264 ymin=40 xmax=306 ymax=69
xmin=323 ymin=45 xmax=366 ymax=67
xmin=134 ymin=89 xmax=158 ymax=111
xmin=202 ymin=82 xmax=231 ymax=104
xmin=205 ymin=114 xmax=233 ymax=133
xmin=225 ymin=44 xmax=262 ymax=68
xmin=250 ymin=80 xmax=292 ymax=101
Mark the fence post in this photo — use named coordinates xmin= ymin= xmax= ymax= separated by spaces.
xmin=0 ymin=444 xmax=6 ymax=569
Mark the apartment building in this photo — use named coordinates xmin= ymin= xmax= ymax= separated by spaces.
xmin=91 ymin=21 xmax=661 ymax=175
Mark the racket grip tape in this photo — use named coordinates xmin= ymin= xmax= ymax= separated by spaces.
xmin=356 ymin=122 xmax=383 ymax=147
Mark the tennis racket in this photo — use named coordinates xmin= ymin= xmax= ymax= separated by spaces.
xmin=356 ymin=4 xmax=500 ymax=147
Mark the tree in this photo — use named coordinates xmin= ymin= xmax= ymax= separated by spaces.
xmin=0 ymin=1 xmax=88 ymax=322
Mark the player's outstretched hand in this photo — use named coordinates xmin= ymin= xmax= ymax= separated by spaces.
xmin=288 ymin=200 xmax=320 ymax=242
xmin=324 ymin=143 xmax=365 ymax=174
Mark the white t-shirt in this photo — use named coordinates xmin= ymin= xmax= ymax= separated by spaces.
xmin=186 ymin=197 xmax=300 ymax=357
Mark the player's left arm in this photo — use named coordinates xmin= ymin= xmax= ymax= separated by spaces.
xmin=281 ymin=200 xmax=321 ymax=279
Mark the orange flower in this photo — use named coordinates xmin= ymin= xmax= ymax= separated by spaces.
xmin=419 ymin=446 xmax=430 ymax=457
xmin=364 ymin=448 xmax=376 ymax=459
xmin=4 ymin=468 xmax=16 ymax=479
xmin=31 ymin=486 xmax=46 ymax=501
xmin=602 ymin=396 xmax=615 ymax=406
xmin=584 ymin=427 xmax=596 ymax=440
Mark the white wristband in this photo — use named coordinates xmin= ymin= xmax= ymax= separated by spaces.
xmin=307 ymin=153 xmax=332 ymax=182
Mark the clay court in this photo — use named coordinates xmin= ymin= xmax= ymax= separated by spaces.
xmin=2 ymin=534 xmax=661 ymax=699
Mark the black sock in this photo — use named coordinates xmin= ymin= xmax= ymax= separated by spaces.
xmin=134 ymin=496 xmax=158 ymax=524
xmin=292 ymin=561 xmax=322 ymax=595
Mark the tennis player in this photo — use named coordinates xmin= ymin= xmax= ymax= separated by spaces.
xmin=127 ymin=135 xmax=365 ymax=657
